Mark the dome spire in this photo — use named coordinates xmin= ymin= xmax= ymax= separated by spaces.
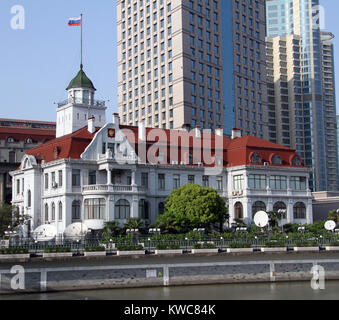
xmin=66 ymin=66 xmax=96 ymax=91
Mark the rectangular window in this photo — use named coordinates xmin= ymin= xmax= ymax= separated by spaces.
xmin=45 ymin=173 xmax=49 ymax=190
xmin=141 ymin=173 xmax=149 ymax=188
xmin=72 ymin=169 xmax=81 ymax=186
xmin=233 ymin=175 xmax=244 ymax=190
xmin=173 ymin=174 xmax=180 ymax=189
xmin=269 ymin=176 xmax=287 ymax=190
xmin=89 ymin=171 xmax=96 ymax=185
xmin=58 ymin=170 xmax=63 ymax=187
xmin=16 ymin=179 xmax=20 ymax=195
xmin=202 ymin=175 xmax=209 ymax=187
xmin=249 ymin=174 xmax=266 ymax=189
xmin=216 ymin=176 xmax=223 ymax=190
xmin=158 ymin=174 xmax=165 ymax=190
xmin=290 ymin=176 xmax=307 ymax=190
xmin=188 ymin=175 xmax=195 ymax=184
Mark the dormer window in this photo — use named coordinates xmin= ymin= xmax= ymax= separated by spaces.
xmin=292 ymin=156 xmax=302 ymax=166
xmin=251 ymin=152 xmax=261 ymax=164
xmin=272 ymin=154 xmax=282 ymax=165
xmin=26 ymin=138 xmax=33 ymax=144
xmin=7 ymin=137 xmax=14 ymax=143
xmin=54 ymin=147 xmax=60 ymax=160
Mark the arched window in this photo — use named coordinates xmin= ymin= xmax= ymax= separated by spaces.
xmin=7 ymin=137 xmax=14 ymax=143
xmin=115 ymin=199 xmax=130 ymax=219
xmin=234 ymin=202 xmax=243 ymax=220
xmin=84 ymin=198 xmax=106 ymax=220
xmin=273 ymin=202 xmax=287 ymax=219
xmin=51 ymin=203 xmax=55 ymax=221
xmin=26 ymin=138 xmax=33 ymax=144
xmin=251 ymin=152 xmax=261 ymax=164
xmin=139 ymin=199 xmax=149 ymax=220
xmin=293 ymin=202 xmax=306 ymax=219
xmin=272 ymin=154 xmax=282 ymax=165
xmin=72 ymin=200 xmax=81 ymax=220
xmin=27 ymin=190 xmax=31 ymax=208
xmin=158 ymin=202 xmax=165 ymax=215
xmin=292 ymin=156 xmax=301 ymax=166
xmin=58 ymin=202 xmax=63 ymax=221
xmin=252 ymin=201 xmax=266 ymax=218
xmin=45 ymin=204 xmax=49 ymax=223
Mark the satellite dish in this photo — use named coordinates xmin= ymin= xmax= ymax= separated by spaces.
xmin=325 ymin=220 xmax=336 ymax=231
xmin=254 ymin=211 xmax=269 ymax=228
xmin=32 ymin=224 xmax=57 ymax=242
xmin=64 ymin=223 xmax=88 ymax=240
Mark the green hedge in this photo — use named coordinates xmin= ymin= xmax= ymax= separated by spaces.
xmin=155 ymin=243 xmax=180 ymax=250
xmin=84 ymin=246 xmax=106 ymax=252
xmin=228 ymin=242 xmax=252 ymax=248
xmin=263 ymin=241 xmax=286 ymax=248
xmin=43 ymin=246 xmax=71 ymax=253
xmin=294 ymin=240 xmax=319 ymax=247
xmin=116 ymin=244 xmax=144 ymax=251
xmin=192 ymin=243 xmax=217 ymax=249
xmin=0 ymin=248 xmax=29 ymax=255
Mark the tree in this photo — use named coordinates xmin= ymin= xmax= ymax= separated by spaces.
xmin=124 ymin=218 xmax=144 ymax=230
xmin=156 ymin=184 xmax=228 ymax=233
xmin=101 ymin=221 xmax=122 ymax=240
xmin=0 ymin=203 xmax=30 ymax=237
xmin=328 ymin=210 xmax=339 ymax=223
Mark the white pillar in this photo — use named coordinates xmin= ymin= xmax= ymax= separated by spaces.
xmin=107 ymin=169 xmax=112 ymax=185
xmin=287 ymin=199 xmax=294 ymax=223
xmin=306 ymin=199 xmax=313 ymax=224
xmin=0 ymin=173 xmax=4 ymax=203
xmin=131 ymin=170 xmax=136 ymax=186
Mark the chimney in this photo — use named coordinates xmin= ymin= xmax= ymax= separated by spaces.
xmin=231 ymin=128 xmax=242 ymax=139
xmin=138 ymin=120 xmax=146 ymax=141
xmin=215 ymin=128 xmax=223 ymax=137
xmin=195 ymin=125 xmax=201 ymax=138
xmin=112 ymin=113 xmax=120 ymax=127
xmin=88 ymin=116 xmax=95 ymax=134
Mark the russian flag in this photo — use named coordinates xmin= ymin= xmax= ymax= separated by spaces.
xmin=68 ymin=17 xmax=81 ymax=26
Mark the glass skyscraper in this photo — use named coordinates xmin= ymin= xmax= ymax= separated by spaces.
xmin=266 ymin=0 xmax=333 ymax=191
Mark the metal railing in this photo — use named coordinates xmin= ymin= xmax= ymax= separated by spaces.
xmin=57 ymin=98 xmax=106 ymax=108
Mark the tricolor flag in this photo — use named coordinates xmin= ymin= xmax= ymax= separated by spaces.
xmin=68 ymin=16 xmax=81 ymax=26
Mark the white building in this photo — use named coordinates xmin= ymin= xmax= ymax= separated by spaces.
xmin=11 ymin=67 xmax=313 ymax=237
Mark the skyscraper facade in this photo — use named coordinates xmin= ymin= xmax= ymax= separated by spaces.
xmin=266 ymin=0 xmax=333 ymax=191
xmin=221 ymin=0 xmax=269 ymax=139
xmin=117 ymin=0 xmax=269 ymax=138
xmin=117 ymin=0 xmax=224 ymax=131
xmin=321 ymin=31 xmax=338 ymax=191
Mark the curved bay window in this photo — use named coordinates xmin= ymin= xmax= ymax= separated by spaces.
xmin=234 ymin=202 xmax=243 ymax=220
xmin=72 ymin=200 xmax=81 ymax=220
xmin=115 ymin=199 xmax=130 ymax=219
xmin=84 ymin=198 xmax=106 ymax=220
xmin=293 ymin=202 xmax=306 ymax=219
xmin=252 ymin=201 xmax=266 ymax=218
xmin=273 ymin=202 xmax=287 ymax=219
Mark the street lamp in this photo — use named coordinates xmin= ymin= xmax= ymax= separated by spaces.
xmin=185 ymin=237 xmax=189 ymax=253
xmin=220 ymin=237 xmax=224 ymax=251
xmin=148 ymin=238 xmax=151 ymax=253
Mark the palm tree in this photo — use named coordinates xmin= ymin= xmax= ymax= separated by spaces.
xmin=124 ymin=218 xmax=144 ymax=230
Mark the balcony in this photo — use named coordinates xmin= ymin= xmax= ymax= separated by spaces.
xmin=57 ymin=98 xmax=106 ymax=108
xmin=82 ymin=184 xmax=146 ymax=195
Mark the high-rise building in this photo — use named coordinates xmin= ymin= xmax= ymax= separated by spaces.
xmin=117 ymin=0 xmax=268 ymax=137
xmin=266 ymin=0 xmax=332 ymax=191
xmin=117 ymin=0 xmax=224 ymax=131
xmin=321 ymin=31 xmax=338 ymax=191
xmin=221 ymin=0 xmax=269 ymax=139
xmin=266 ymin=35 xmax=303 ymax=152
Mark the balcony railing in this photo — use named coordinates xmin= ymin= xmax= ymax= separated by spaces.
xmin=57 ymin=98 xmax=106 ymax=108
xmin=82 ymin=184 xmax=146 ymax=194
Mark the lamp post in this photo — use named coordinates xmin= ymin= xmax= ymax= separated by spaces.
xmin=148 ymin=238 xmax=151 ymax=254
xmin=185 ymin=237 xmax=189 ymax=253
xmin=286 ymin=236 xmax=289 ymax=250
xmin=220 ymin=237 xmax=224 ymax=251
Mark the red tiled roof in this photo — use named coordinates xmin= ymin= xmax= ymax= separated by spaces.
xmin=0 ymin=127 xmax=55 ymax=143
xmin=26 ymin=126 xmax=99 ymax=163
xmin=24 ymin=124 xmax=305 ymax=169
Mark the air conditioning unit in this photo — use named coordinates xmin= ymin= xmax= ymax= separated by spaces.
xmin=52 ymin=182 xmax=58 ymax=188
xmin=198 ymin=162 xmax=203 ymax=167
xmin=264 ymin=162 xmax=269 ymax=166
xmin=180 ymin=161 xmax=186 ymax=165
xmin=171 ymin=161 xmax=178 ymax=165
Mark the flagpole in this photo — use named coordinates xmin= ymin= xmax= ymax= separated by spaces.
xmin=81 ymin=13 xmax=83 ymax=68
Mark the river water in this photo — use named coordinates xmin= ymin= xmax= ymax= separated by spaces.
xmin=1 ymin=281 xmax=339 ymax=300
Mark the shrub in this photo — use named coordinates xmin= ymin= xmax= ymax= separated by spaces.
xmin=329 ymin=241 xmax=339 ymax=247
xmin=155 ymin=243 xmax=180 ymax=250
xmin=116 ymin=244 xmax=144 ymax=251
xmin=43 ymin=246 xmax=71 ymax=253
xmin=0 ymin=247 xmax=29 ymax=255
xmin=294 ymin=240 xmax=318 ymax=247
xmin=193 ymin=242 xmax=217 ymax=249
xmin=263 ymin=241 xmax=286 ymax=248
xmin=84 ymin=246 xmax=106 ymax=252
xmin=228 ymin=242 xmax=252 ymax=248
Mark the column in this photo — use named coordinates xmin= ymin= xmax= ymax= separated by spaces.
xmin=0 ymin=173 xmax=4 ymax=203
xmin=107 ymin=169 xmax=112 ymax=185
xmin=287 ymin=199 xmax=294 ymax=223
xmin=306 ymin=199 xmax=313 ymax=224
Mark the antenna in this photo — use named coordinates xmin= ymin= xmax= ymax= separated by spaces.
xmin=32 ymin=224 xmax=57 ymax=242
xmin=324 ymin=220 xmax=336 ymax=232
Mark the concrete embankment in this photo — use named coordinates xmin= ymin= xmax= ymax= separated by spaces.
xmin=0 ymin=252 xmax=339 ymax=294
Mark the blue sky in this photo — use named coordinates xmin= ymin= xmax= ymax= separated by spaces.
xmin=0 ymin=0 xmax=338 ymax=122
